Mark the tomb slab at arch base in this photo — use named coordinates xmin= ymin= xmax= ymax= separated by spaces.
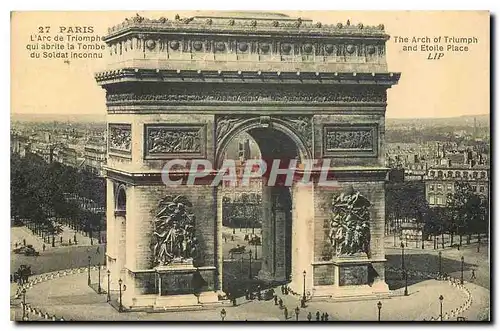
xmin=311 ymin=255 xmax=391 ymax=301
xmin=154 ymin=262 xmax=219 ymax=309
xmin=119 ymin=263 xmax=220 ymax=311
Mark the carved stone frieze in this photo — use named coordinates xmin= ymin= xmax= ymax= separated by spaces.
xmin=108 ymin=124 xmax=132 ymax=154
xmin=145 ymin=125 xmax=205 ymax=158
xmin=325 ymin=129 xmax=373 ymax=150
xmin=106 ymin=85 xmax=387 ymax=104
xmin=322 ymin=124 xmax=378 ymax=157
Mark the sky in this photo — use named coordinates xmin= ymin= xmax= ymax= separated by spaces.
xmin=11 ymin=11 xmax=490 ymax=118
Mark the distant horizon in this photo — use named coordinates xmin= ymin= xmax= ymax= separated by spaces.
xmin=10 ymin=112 xmax=490 ymax=121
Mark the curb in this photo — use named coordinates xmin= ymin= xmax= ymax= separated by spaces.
xmin=16 ymin=265 xmax=106 ymax=322
xmin=387 ymin=267 xmax=472 ymax=321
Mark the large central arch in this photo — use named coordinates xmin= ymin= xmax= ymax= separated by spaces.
xmin=96 ymin=12 xmax=400 ymax=309
xmin=216 ymin=118 xmax=313 ymax=289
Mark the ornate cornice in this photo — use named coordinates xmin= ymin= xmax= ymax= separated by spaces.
xmin=96 ymin=69 xmax=399 ymax=85
xmin=104 ymin=166 xmax=389 ymax=185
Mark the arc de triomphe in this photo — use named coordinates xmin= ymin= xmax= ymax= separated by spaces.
xmin=95 ymin=12 xmax=400 ymax=309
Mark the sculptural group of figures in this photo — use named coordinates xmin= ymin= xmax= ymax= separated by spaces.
xmin=152 ymin=195 xmax=198 ymax=266
xmin=109 ymin=127 xmax=131 ymax=151
xmin=329 ymin=188 xmax=371 ymax=256
xmin=148 ymin=129 xmax=201 ymax=154
xmin=326 ymin=130 xmax=373 ymax=150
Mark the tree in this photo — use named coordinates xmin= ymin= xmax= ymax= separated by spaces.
xmin=446 ymin=182 xmax=488 ymax=247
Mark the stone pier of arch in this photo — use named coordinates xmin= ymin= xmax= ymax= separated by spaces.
xmin=96 ymin=12 xmax=400 ymax=309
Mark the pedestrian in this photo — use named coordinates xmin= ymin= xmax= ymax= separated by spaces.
xmin=69 ymin=238 xmax=72 ymax=245
xmin=307 ymin=312 xmax=312 ymax=321
xmin=15 ymin=242 xmax=18 ymax=248
xmin=23 ymin=239 xmax=26 ymax=246
xmin=224 ymin=237 xmax=227 ymax=243
xmin=316 ymin=311 xmax=320 ymax=321
xmin=471 ymin=269 xmax=476 ymax=280
xmin=60 ymin=237 xmax=63 ymax=244
xmin=42 ymin=243 xmax=46 ymax=252
xmin=231 ymin=235 xmax=234 ymax=241
xmin=321 ymin=313 xmax=325 ymax=321
xmin=279 ymin=298 xmax=283 ymax=308
xmin=274 ymin=295 xmax=278 ymax=305
xmin=96 ymin=246 xmax=100 ymax=254
xmin=284 ymin=306 xmax=288 ymax=320
xmin=324 ymin=313 xmax=329 ymax=321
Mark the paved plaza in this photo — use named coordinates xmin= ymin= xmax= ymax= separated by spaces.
xmin=11 ymin=269 xmax=488 ymax=321
xmin=10 ymin=226 xmax=490 ymax=322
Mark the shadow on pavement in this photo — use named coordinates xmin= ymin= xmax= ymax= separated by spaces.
xmin=385 ymin=253 xmax=477 ymax=290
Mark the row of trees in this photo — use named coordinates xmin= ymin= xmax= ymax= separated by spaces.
xmin=386 ymin=181 xmax=489 ymax=247
xmin=11 ymin=153 xmax=106 ymax=241
xmin=222 ymin=193 xmax=262 ymax=229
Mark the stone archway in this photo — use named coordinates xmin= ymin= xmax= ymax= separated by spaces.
xmin=97 ymin=12 xmax=400 ymax=309
xmin=215 ymin=118 xmax=315 ymax=293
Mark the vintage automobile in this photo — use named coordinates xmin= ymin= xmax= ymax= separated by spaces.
xmin=228 ymin=245 xmax=246 ymax=255
xmin=13 ymin=245 xmax=40 ymax=256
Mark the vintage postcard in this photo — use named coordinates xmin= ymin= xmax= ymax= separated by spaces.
xmin=10 ymin=10 xmax=490 ymax=322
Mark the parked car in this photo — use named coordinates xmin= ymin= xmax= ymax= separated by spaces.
xmin=13 ymin=245 xmax=39 ymax=256
xmin=229 ymin=245 xmax=246 ymax=255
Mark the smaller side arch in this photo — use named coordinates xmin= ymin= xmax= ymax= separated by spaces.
xmin=115 ymin=184 xmax=127 ymax=214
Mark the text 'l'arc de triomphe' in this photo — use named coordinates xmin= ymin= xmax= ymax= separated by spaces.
xmin=95 ymin=12 xmax=400 ymax=309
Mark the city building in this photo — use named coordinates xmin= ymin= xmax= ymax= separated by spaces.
xmin=83 ymin=136 xmax=107 ymax=176
xmin=424 ymin=150 xmax=489 ymax=207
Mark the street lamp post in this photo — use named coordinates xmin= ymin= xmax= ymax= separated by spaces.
xmin=118 ymin=278 xmax=123 ymax=312
xmin=254 ymin=242 xmax=258 ymax=260
xmin=377 ymin=301 xmax=382 ymax=321
xmin=302 ymin=270 xmax=307 ymax=308
xmin=106 ymin=270 xmax=111 ymax=302
xmin=400 ymin=242 xmax=405 ymax=279
xmin=97 ymin=263 xmax=102 ymax=294
xmin=248 ymin=250 xmax=252 ymax=279
xmin=87 ymin=256 xmax=91 ymax=286
xmin=438 ymin=251 xmax=442 ymax=277
xmin=220 ymin=308 xmax=226 ymax=321
xmin=295 ymin=306 xmax=300 ymax=321
xmin=22 ymin=289 xmax=26 ymax=320
xmin=439 ymin=295 xmax=444 ymax=321
xmin=460 ymin=256 xmax=464 ymax=285
xmin=404 ymin=269 xmax=409 ymax=296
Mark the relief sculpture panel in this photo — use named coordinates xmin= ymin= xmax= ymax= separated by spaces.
xmin=108 ymin=124 xmax=132 ymax=155
xmin=145 ymin=124 xmax=206 ymax=159
xmin=322 ymin=125 xmax=377 ymax=157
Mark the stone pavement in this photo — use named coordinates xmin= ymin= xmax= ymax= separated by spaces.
xmin=12 ymin=268 xmax=489 ymax=322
